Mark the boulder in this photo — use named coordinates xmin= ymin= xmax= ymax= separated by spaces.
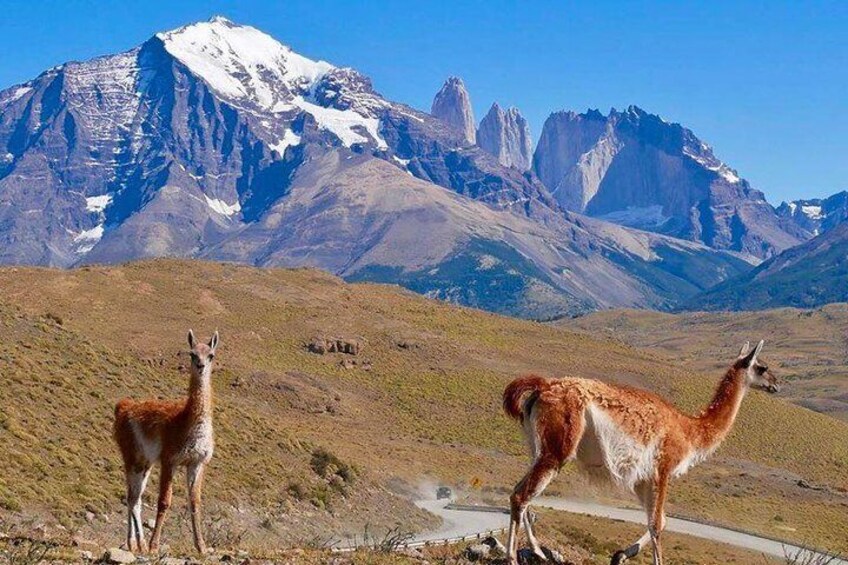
xmin=308 ymin=337 xmax=362 ymax=355
xmin=481 ymin=535 xmax=506 ymax=555
xmin=102 ymin=547 xmax=136 ymax=564
xmin=464 ymin=543 xmax=491 ymax=561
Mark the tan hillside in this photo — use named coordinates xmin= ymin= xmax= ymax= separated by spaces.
xmin=0 ymin=259 xmax=847 ymax=553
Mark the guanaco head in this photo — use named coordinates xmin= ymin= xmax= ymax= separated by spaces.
xmin=736 ymin=340 xmax=779 ymax=393
xmin=188 ymin=329 xmax=219 ymax=376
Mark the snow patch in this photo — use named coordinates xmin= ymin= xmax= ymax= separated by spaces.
xmin=398 ymin=111 xmax=425 ymax=123
xmin=158 ymin=17 xmax=333 ymax=110
xmin=293 ymin=96 xmax=387 ymax=149
xmin=801 ymin=205 xmax=823 ymax=220
xmin=7 ymin=86 xmax=32 ymax=103
xmin=270 ymin=129 xmax=301 ymax=155
xmin=683 ymin=147 xmax=740 ymax=184
xmin=85 ymin=194 xmax=113 ymax=213
xmin=74 ymin=225 xmax=104 ymax=242
xmin=205 ymin=195 xmax=241 ymax=217
xmin=597 ymin=205 xmax=670 ymax=229
xmin=718 ymin=168 xmax=740 ymax=184
xmin=73 ymin=224 xmax=105 ymax=253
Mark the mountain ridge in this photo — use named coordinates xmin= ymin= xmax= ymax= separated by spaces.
xmin=684 ymin=219 xmax=848 ymax=311
xmin=532 ymin=106 xmax=806 ymax=259
xmin=0 ymin=17 xmax=772 ymax=317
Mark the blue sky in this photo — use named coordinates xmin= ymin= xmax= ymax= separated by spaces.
xmin=1 ymin=0 xmax=846 ymax=203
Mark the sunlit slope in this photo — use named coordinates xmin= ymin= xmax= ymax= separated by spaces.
xmin=0 ymin=259 xmax=846 ymax=550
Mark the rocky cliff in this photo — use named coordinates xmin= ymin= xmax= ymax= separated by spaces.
xmin=476 ymin=103 xmax=532 ymax=171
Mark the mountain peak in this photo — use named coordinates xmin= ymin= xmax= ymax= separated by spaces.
xmin=431 ymin=76 xmax=476 ymax=144
xmin=477 ymin=103 xmax=532 ymax=171
xmin=156 ymin=17 xmax=333 ymax=110
xmin=208 ymin=15 xmax=235 ymax=25
xmin=444 ymin=76 xmax=466 ymax=87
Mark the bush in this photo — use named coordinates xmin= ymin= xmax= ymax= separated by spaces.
xmin=287 ymin=482 xmax=307 ymax=501
xmin=310 ymin=448 xmax=356 ymax=484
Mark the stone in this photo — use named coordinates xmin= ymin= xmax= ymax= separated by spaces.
xmin=103 ymin=547 xmax=136 ymax=564
xmin=464 ymin=543 xmax=490 ymax=561
xmin=481 ymin=535 xmax=506 ymax=555
xmin=543 ymin=547 xmax=566 ymax=564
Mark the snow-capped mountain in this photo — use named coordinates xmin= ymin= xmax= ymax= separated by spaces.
xmin=0 ymin=18 xmax=549 ymax=263
xmin=776 ymin=191 xmax=848 ymax=236
xmin=532 ymin=107 xmax=806 ymax=259
xmin=0 ymin=17 xmax=754 ymax=317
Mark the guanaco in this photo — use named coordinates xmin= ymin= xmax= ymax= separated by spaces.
xmin=113 ymin=330 xmax=219 ymax=554
xmin=502 ymin=340 xmax=779 ymax=565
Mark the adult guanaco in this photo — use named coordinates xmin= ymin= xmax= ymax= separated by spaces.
xmin=502 ymin=340 xmax=779 ymax=565
xmin=113 ymin=330 xmax=219 ymax=554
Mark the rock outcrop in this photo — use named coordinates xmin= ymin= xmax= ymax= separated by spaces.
xmin=430 ymin=76 xmax=476 ymax=144
xmin=477 ymin=103 xmax=533 ymax=170
xmin=308 ymin=336 xmax=362 ymax=355
xmin=532 ymin=106 xmax=806 ymax=259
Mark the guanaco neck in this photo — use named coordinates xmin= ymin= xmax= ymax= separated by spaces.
xmin=186 ymin=366 xmax=214 ymax=422
xmin=694 ymin=365 xmax=748 ymax=450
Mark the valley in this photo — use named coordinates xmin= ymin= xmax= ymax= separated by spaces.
xmin=0 ymin=260 xmax=846 ymax=558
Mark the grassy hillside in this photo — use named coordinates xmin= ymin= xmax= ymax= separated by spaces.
xmin=0 ymin=259 xmax=847 ymax=553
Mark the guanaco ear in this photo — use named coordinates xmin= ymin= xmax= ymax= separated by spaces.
xmin=188 ymin=329 xmax=196 ymax=349
xmin=209 ymin=330 xmax=219 ymax=352
xmin=752 ymin=339 xmax=764 ymax=362
xmin=742 ymin=339 xmax=764 ymax=367
xmin=738 ymin=341 xmax=750 ymax=357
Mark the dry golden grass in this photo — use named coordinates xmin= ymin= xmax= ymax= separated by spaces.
xmin=519 ymin=510 xmax=782 ymax=564
xmin=0 ymin=511 xmax=782 ymax=565
xmin=0 ymin=259 xmax=846 ymax=553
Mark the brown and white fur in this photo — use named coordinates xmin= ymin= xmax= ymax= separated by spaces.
xmin=502 ymin=340 xmax=779 ymax=565
xmin=113 ymin=330 xmax=219 ymax=554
